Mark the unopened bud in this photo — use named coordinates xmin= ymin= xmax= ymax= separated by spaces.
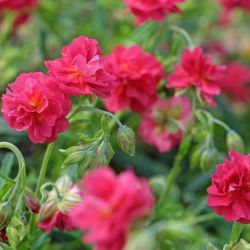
xmin=60 ymin=146 xmax=86 ymax=167
xmin=200 ymin=148 xmax=218 ymax=171
xmin=25 ymin=188 xmax=40 ymax=214
xmin=117 ymin=125 xmax=135 ymax=156
xmin=0 ymin=229 xmax=7 ymax=242
xmin=0 ymin=203 xmax=13 ymax=230
xmin=94 ymin=141 xmax=114 ymax=166
xmin=227 ymin=130 xmax=245 ymax=153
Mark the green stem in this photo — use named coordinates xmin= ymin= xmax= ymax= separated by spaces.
xmin=35 ymin=143 xmax=55 ymax=197
xmin=0 ymin=142 xmax=26 ymax=203
xmin=229 ymin=222 xmax=245 ymax=247
xmin=169 ymin=25 xmax=195 ymax=49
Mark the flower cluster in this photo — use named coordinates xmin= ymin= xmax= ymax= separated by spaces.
xmin=167 ymin=46 xmax=226 ymax=106
xmin=208 ymin=151 xmax=250 ymax=223
xmin=104 ymin=45 xmax=165 ymax=113
xmin=1 ymin=36 xmax=115 ymax=144
xmin=124 ymin=0 xmax=186 ymax=25
xmin=69 ymin=167 xmax=154 ymax=250
xmin=139 ymin=96 xmax=191 ymax=152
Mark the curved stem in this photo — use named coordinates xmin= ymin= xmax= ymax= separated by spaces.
xmin=0 ymin=142 xmax=26 ymax=203
xmin=35 ymin=143 xmax=55 ymax=197
xmin=169 ymin=25 xmax=195 ymax=49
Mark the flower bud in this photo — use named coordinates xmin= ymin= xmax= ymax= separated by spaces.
xmin=25 ymin=188 xmax=40 ymax=214
xmin=117 ymin=125 xmax=135 ymax=156
xmin=227 ymin=130 xmax=245 ymax=153
xmin=39 ymin=176 xmax=81 ymax=221
xmin=0 ymin=229 xmax=7 ymax=242
xmin=200 ymin=148 xmax=218 ymax=171
xmin=0 ymin=203 xmax=13 ymax=230
xmin=94 ymin=141 xmax=114 ymax=167
xmin=60 ymin=146 xmax=85 ymax=167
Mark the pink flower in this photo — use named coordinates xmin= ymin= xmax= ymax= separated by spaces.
xmin=69 ymin=167 xmax=154 ymax=250
xmin=38 ymin=176 xmax=82 ymax=233
xmin=45 ymin=36 xmax=115 ymax=98
xmin=124 ymin=0 xmax=185 ymax=25
xmin=219 ymin=63 xmax=250 ymax=102
xmin=139 ymin=96 xmax=191 ymax=153
xmin=1 ymin=72 xmax=71 ymax=144
xmin=167 ymin=46 xmax=226 ymax=106
xmin=207 ymin=151 xmax=250 ymax=223
xmin=103 ymin=45 xmax=165 ymax=113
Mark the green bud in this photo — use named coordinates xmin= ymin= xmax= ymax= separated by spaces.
xmin=117 ymin=125 xmax=135 ymax=156
xmin=94 ymin=141 xmax=114 ymax=167
xmin=227 ymin=131 xmax=245 ymax=153
xmin=223 ymin=239 xmax=250 ymax=250
xmin=0 ymin=203 xmax=13 ymax=230
xmin=6 ymin=217 xmax=25 ymax=248
xmin=200 ymin=148 xmax=218 ymax=171
xmin=190 ymin=146 xmax=203 ymax=169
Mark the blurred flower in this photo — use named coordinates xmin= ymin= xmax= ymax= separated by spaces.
xmin=218 ymin=62 xmax=250 ymax=102
xmin=45 ymin=36 xmax=115 ymax=98
xmin=167 ymin=46 xmax=226 ymax=106
xmin=104 ymin=45 xmax=165 ymax=113
xmin=0 ymin=0 xmax=38 ymax=31
xmin=69 ymin=167 xmax=154 ymax=250
xmin=38 ymin=175 xmax=81 ymax=233
xmin=1 ymin=72 xmax=71 ymax=143
xmin=25 ymin=188 xmax=40 ymax=214
xmin=139 ymin=96 xmax=191 ymax=152
xmin=124 ymin=0 xmax=185 ymax=25
xmin=218 ymin=0 xmax=250 ymax=24
xmin=207 ymin=150 xmax=250 ymax=223
xmin=0 ymin=229 xmax=7 ymax=242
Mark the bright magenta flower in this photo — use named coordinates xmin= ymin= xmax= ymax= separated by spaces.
xmin=208 ymin=151 xmax=250 ymax=223
xmin=103 ymin=45 xmax=165 ymax=113
xmin=69 ymin=167 xmax=154 ymax=250
xmin=124 ymin=0 xmax=185 ymax=25
xmin=45 ymin=36 xmax=115 ymax=98
xmin=219 ymin=63 xmax=250 ymax=102
xmin=139 ymin=96 xmax=191 ymax=153
xmin=167 ymin=46 xmax=226 ymax=106
xmin=1 ymin=72 xmax=71 ymax=144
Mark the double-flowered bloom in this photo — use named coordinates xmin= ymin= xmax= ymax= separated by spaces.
xmin=104 ymin=45 xmax=165 ymax=113
xmin=139 ymin=96 xmax=192 ymax=152
xmin=69 ymin=167 xmax=154 ymax=250
xmin=2 ymin=72 xmax=71 ymax=143
xmin=124 ymin=0 xmax=185 ymax=25
xmin=45 ymin=36 xmax=115 ymax=98
xmin=167 ymin=46 xmax=226 ymax=106
xmin=208 ymin=151 xmax=250 ymax=223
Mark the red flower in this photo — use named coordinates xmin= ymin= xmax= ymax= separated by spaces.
xmin=139 ymin=96 xmax=191 ymax=152
xmin=45 ymin=36 xmax=115 ymax=98
xmin=208 ymin=151 xmax=250 ymax=223
xmin=219 ymin=63 xmax=250 ymax=102
xmin=69 ymin=167 xmax=154 ymax=250
xmin=167 ymin=46 xmax=226 ymax=106
xmin=38 ymin=210 xmax=75 ymax=233
xmin=124 ymin=0 xmax=185 ymax=25
xmin=104 ymin=45 xmax=165 ymax=113
xmin=1 ymin=72 xmax=71 ymax=144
